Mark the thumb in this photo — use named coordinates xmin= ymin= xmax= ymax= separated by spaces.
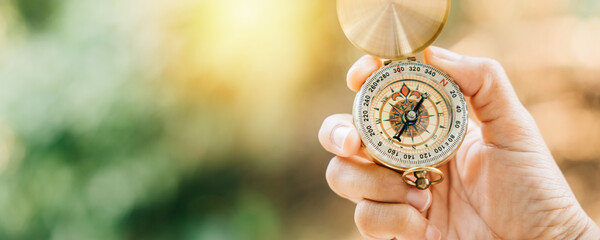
xmin=424 ymin=46 xmax=543 ymax=150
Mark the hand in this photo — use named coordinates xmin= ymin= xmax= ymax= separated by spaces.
xmin=318 ymin=46 xmax=600 ymax=239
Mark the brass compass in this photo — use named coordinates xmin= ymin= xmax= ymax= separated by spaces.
xmin=338 ymin=0 xmax=467 ymax=190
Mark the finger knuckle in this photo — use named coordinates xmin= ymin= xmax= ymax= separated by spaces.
xmin=374 ymin=170 xmax=407 ymax=199
xmin=354 ymin=200 xmax=379 ymax=232
xmin=478 ymin=57 xmax=504 ymax=73
xmin=325 ymin=157 xmax=345 ymax=194
xmin=355 ymin=202 xmax=422 ymax=239
xmin=475 ymin=57 xmax=509 ymax=91
xmin=395 ymin=205 xmax=417 ymax=231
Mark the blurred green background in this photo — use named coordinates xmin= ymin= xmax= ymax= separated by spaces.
xmin=0 ymin=0 xmax=599 ymax=239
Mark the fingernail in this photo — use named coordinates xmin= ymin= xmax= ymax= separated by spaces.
xmin=429 ymin=46 xmax=461 ymax=61
xmin=425 ymin=224 xmax=441 ymax=240
xmin=332 ymin=125 xmax=352 ymax=152
xmin=406 ymin=188 xmax=431 ymax=212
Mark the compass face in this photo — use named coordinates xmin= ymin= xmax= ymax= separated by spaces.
xmin=353 ymin=61 xmax=468 ymax=170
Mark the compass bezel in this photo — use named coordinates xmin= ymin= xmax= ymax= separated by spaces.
xmin=353 ymin=61 xmax=468 ymax=171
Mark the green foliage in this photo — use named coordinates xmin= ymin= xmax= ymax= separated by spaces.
xmin=12 ymin=0 xmax=63 ymax=30
xmin=0 ymin=0 xmax=285 ymax=239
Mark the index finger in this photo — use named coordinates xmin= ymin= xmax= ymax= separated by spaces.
xmin=346 ymin=55 xmax=383 ymax=92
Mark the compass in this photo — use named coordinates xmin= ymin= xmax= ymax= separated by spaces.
xmin=338 ymin=0 xmax=468 ymax=189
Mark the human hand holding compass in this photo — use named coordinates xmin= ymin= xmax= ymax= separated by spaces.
xmin=318 ymin=48 xmax=600 ymax=240
xmin=320 ymin=0 xmax=600 ymax=238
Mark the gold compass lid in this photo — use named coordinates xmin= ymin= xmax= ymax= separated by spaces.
xmin=337 ymin=0 xmax=450 ymax=60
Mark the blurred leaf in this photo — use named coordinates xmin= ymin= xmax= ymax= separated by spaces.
xmin=12 ymin=0 xmax=62 ymax=30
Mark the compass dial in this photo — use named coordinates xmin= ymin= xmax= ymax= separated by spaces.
xmin=354 ymin=61 xmax=468 ymax=170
